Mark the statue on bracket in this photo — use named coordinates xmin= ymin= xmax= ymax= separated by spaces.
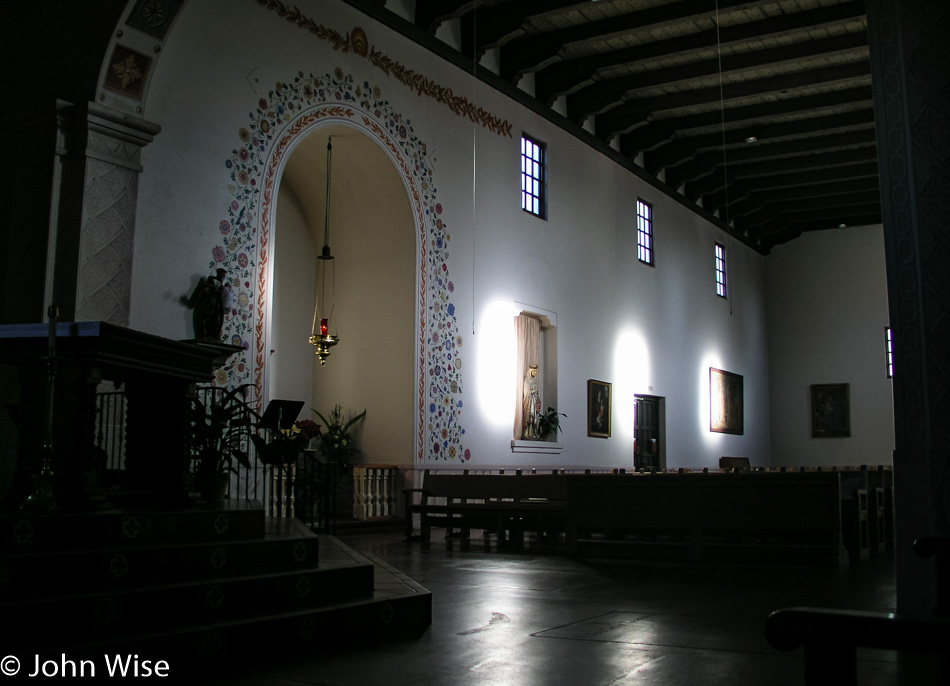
xmin=522 ymin=364 xmax=541 ymax=439
xmin=182 ymin=268 xmax=232 ymax=340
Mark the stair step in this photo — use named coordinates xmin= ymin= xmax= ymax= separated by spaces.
xmin=16 ymin=538 xmax=431 ymax=670
xmin=2 ymin=500 xmax=266 ymax=549
xmin=5 ymin=562 xmax=375 ymax=649
xmin=1 ymin=517 xmax=320 ymax=599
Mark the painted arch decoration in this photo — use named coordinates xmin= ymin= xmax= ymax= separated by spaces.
xmin=212 ymin=69 xmax=468 ymax=462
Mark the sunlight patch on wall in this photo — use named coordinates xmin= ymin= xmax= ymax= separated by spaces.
xmin=475 ymin=298 xmax=519 ymax=429
xmin=612 ymin=327 xmax=651 ymax=441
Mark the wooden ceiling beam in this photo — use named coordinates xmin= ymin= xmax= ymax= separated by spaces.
xmin=700 ymin=161 xmax=880 ymax=215
xmin=620 ymin=86 xmax=874 ymax=154
xmin=499 ymin=0 xmax=756 ymax=82
xmin=591 ymin=61 xmax=871 ymax=135
xmin=645 ymin=110 xmax=876 ymax=173
xmin=459 ymin=0 xmax=580 ymax=59
xmin=728 ymin=177 xmax=881 ymax=218
xmin=413 ymin=0 xmax=474 ymax=34
xmin=533 ymin=0 xmax=866 ymax=103
xmin=570 ymin=32 xmax=868 ymax=119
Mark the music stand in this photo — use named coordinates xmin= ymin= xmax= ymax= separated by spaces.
xmin=259 ymin=399 xmax=304 ymax=432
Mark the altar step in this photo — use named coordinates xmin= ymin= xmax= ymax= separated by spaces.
xmin=0 ymin=501 xmax=431 ymax=667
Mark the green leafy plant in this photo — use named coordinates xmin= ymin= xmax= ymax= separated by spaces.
xmin=312 ymin=404 xmax=366 ymax=464
xmin=187 ymin=384 xmax=258 ymax=478
xmin=537 ymin=407 xmax=566 ymax=441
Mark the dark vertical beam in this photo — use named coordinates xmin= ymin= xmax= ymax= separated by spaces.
xmin=867 ymin=0 xmax=950 ymax=618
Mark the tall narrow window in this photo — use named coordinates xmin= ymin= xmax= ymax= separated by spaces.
xmin=637 ymin=199 xmax=654 ymax=265
xmin=714 ymin=242 xmax=727 ymax=298
xmin=521 ymin=134 xmax=546 ymax=218
xmin=885 ymin=327 xmax=894 ymax=378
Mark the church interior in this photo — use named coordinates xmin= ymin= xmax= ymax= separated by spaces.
xmin=0 ymin=0 xmax=947 ymax=683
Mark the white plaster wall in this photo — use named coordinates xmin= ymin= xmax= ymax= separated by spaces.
xmin=129 ymin=0 xmax=771 ymax=471
xmin=302 ymin=127 xmax=417 ymax=467
xmin=766 ymin=226 xmax=894 ymax=467
xmin=268 ymin=183 xmax=314 ymax=416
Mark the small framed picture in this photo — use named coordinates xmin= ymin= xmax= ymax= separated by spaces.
xmin=710 ymin=368 xmax=743 ymax=435
xmin=811 ymin=383 xmax=850 ymax=437
xmin=587 ymin=379 xmax=611 ymax=438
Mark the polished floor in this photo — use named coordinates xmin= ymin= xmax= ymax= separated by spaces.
xmin=204 ymin=528 xmax=933 ymax=686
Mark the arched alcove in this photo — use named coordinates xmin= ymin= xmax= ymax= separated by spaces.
xmin=273 ymin=124 xmax=416 ymax=466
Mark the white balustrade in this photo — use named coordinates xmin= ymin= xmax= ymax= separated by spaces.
xmin=352 ymin=465 xmax=400 ymax=520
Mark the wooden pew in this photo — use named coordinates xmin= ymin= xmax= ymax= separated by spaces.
xmin=565 ymin=471 xmax=848 ymax=565
xmin=403 ymin=471 xmax=568 ymax=545
xmin=764 ymin=607 xmax=950 ymax=685
xmin=765 ymin=536 xmax=950 ymax=684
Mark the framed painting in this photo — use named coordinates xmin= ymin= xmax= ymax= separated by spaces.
xmin=587 ymin=379 xmax=611 ymax=438
xmin=811 ymin=383 xmax=850 ymax=437
xmin=710 ymin=368 xmax=743 ymax=435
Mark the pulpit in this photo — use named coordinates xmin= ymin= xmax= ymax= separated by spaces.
xmin=0 ymin=321 xmax=241 ymax=509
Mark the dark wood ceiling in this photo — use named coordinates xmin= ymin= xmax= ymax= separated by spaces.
xmin=377 ymin=0 xmax=881 ymax=253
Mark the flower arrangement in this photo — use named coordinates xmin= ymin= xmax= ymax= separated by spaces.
xmin=312 ymin=404 xmax=366 ymax=464
xmin=251 ymin=417 xmax=322 ymax=466
xmin=291 ymin=419 xmax=321 ymax=445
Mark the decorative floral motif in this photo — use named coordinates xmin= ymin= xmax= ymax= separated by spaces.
xmin=217 ymin=70 xmax=467 ymax=462
xmin=255 ymin=1 xmax=511 ymax=137
xmin=111 ymin=54 xmax=143 ymax=89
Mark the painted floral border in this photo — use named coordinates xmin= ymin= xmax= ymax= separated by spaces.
xmin=214 ymin=69 xmax=469 ymax=462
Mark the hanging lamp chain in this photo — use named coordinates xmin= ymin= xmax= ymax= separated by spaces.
xmin=321 ymin=137 xmax=334 ymax=260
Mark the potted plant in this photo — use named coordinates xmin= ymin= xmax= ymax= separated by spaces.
xmin=312 ymin=404 xmax=366 ymax=465
xmin=309 ymin=405 xmax=365 ymax=518
xmin=186 ymin=384 xmax=258 ymax=502
xmin=537 ymin=407 xmax=566 ymax=441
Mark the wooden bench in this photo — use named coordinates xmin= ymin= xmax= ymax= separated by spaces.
xmin=765 ymin=607 xmax=950 ymax=685
xmin=765 ymin=536 xmax=950 ymax=684
xmin=565 ymin=471 xmax=848 ymax=565
xmin=404 ymin=470 xmax=568 ymax=546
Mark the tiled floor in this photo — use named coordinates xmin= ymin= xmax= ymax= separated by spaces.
xmin=203 ymin=529 xmax=936 ymax=686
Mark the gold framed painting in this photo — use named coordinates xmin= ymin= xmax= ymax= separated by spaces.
xmin=710 ymin=368 xmax=743 ymax=435
xmin=811 ymin=383 xmax=850 ymax=437
xmin=587 ymin=379 xmax=611 ymax=438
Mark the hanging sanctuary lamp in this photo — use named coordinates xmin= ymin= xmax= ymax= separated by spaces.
xmin=309 ymin=137 xmax=340 ymax=366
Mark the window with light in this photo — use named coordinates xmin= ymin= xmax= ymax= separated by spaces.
xmin=521 ymin=134 xmax=546 ymax=218
xmin=715 ymin=242 xmax=727 ymax=298
xmin=885 ymin=327 xmax=894 ymax=378
xmin=637 ymin=199 xmax=654 ymax=265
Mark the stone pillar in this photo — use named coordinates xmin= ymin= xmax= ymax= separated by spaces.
xmin=866 ymin=0 xmax=950 ymax=618
xmin=3 ymin=101 xmax=160 ymax=327
xmin=73 ymin=103 xmax=162 ymax=325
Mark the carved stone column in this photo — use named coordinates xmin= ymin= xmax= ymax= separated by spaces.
xmin=866 ymin=0 xmax=950 ymax=617
xmin=74 ymin=103 xmax=161 ymax=326
xmin=4 ymin=101 xmax=160 ymax=327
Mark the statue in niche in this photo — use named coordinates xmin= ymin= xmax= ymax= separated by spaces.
xmin=522 ymin=364 xmax=541 ymax=439
xmin=182 ymin=268 xmax=232 ymax=340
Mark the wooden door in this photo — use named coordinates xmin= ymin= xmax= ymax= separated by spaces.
xmin=634 ymin=396 xmax=661 ymax=470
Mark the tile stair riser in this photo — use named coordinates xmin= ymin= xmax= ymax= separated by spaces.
xmin=23 ymin=591 xmax=433 ymax=667
xmin=1 ymin=536 xmax=321 ymax=599
xmin=4 ymin=563 xmax=375 ymax=649
xmin=1 ymin=506 xmax=266 ymax=549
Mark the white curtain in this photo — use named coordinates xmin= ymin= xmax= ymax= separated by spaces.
xmin=514 ymin=314 xmax=541 ymax=439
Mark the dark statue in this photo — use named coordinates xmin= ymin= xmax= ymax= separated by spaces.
xmin=182 ymin=268 xmax=231 ymax=340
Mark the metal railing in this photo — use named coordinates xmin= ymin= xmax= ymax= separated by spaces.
xmin=93 ymin=384 xmax=404 ymax=533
